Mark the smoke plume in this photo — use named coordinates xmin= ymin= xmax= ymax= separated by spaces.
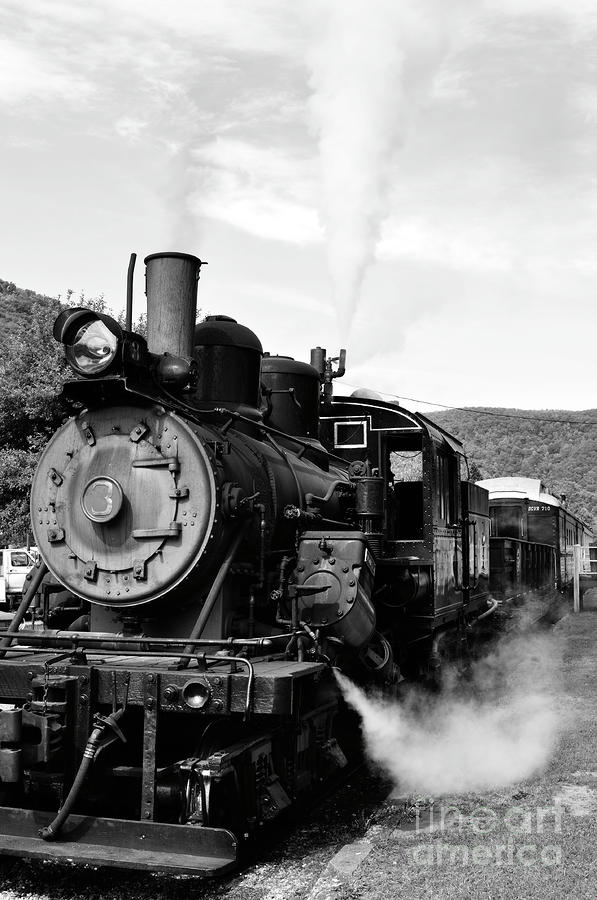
xmin=305 ymin=0 xmax=467 ymax=332
xmin=336 ymin=631 xmax=562 ymax=796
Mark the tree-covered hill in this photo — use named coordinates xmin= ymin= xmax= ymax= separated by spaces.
xmin=0 ymin=279 xmax=57 ymax=348
xmin=0 ymin=284 xmax=66 ymax=544
xmin=0 ymin=280 xmax=134 ymax=544
xmin=0 ymin=279 xmax=156 ymax=544
xmin=429 ymin=408 xmax=597 ymax=531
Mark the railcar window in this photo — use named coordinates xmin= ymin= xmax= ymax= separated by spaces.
xmin=10 ymin=552 xmax=29 ymax=567
xmin=527 ymin=513 xmax=551 ymax=544
xmin=491 ymin=505 xmax=523 ymax=539
xmin=334 ymin=420 xmax=367 ymax=449
xmin=436 ymin=452 xmax=457 ymax=524
xmin=437 ymin=455 xmax=444 ymax=521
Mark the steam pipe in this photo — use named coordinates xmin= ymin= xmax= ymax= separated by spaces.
xmin=125 ymin=252 xmax=136 ymax=332
xmin=283 ymin=506 xmax=350 ymax=530
xmin=178 ymin=522 xmax=251 ymax=669
xmin=5 ymin=631 xmax=278 ymax=650
xmin=264 ymin=433 xmax=303 ymax=508
xmin=305 ymin=480 xmax=354 ymax=509
xmin=474 ymin=597 xmax=499 ymax=622
xmin=257 ymin=504 xmax=266 ymax=590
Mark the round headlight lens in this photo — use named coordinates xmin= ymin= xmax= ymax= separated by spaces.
xmin=67 ymin=320 xmax=118 ymax=375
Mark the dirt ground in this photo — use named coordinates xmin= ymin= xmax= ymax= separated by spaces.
xmin=2 ymin=604 xmax=597 ymax=899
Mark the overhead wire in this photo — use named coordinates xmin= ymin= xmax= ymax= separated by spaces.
xmin=393 ymin=395 xmax=597 ymax=426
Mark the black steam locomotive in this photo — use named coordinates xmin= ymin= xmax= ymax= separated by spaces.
xmin=0 ymin=252 xmax=505 ymax=873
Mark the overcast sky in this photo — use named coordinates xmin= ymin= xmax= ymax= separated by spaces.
xmin=1 ymin=0 xmax=596 ymax=411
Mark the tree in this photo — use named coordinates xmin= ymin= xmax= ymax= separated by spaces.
xmin=0 ymin=290 xmax=166 ymax=543
xmin=468 ymin=460 xmax=483 ymax=482
xmin=0 ymin=298 xmax=67 ymax=543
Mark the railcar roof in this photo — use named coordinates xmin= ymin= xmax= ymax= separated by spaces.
xmin=333 ymin=393 xmax=464 ymax=455
xmin=478 ymin=476 xmax=593 ymax=532
xmin=476 ymin=476 xmax=558 ymax=505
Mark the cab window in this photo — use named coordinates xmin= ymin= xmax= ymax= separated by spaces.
xmin=334 ymin=420 xmax=367 ymax=449
xmin=389 ymin=445 xmax=424 ymax=539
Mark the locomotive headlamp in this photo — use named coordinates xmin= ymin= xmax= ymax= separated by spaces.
xmin=53 ymin=306 xmax=193 ymax=393
xmin=181 ymin=679 xmax=211 ymax=710
xmin=69 ymin=319 xmax=118 ymax=375
xmin=53 ymin=307 xmax=123 ymax=377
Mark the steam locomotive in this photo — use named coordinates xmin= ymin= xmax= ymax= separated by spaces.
xmin=0 ymin=252 xmax=547 ymax=874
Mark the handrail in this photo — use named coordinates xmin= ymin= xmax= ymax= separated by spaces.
xmin=4 ymin=631 xmax=282 ymax=650
xmin=0 ymin=560 xmax=48 ymax=657
xmin=178 ymin=521 xmax=252 ymax=669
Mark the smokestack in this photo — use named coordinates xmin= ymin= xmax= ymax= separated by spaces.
xmin=144 ymin=252 xmax=202 ymax=357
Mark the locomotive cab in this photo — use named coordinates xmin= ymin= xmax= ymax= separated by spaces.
xmin=319 ymin=393 xmax=490 ymax=657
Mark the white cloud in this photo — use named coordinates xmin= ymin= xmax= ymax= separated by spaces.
xmin=114 ymin=117 xmax=148 ymax=141
xmin=2 ymin=0 xmax=597 ymax=409
xmin=192 ymin=139 xmax=322 ymax=244
xmin=0 ymin=2 xmax=298 ymax=118
xmin=572 ymin=86 xmax=597 ymax=125
xmin=430 ymin=64 xmax=473 ymax=103
xmin=0 ymin=37 xmax=95 ymax=107
xmin=110 ymin=0 xmax=303 ymax=57
xmin=1 ymin=135 xmax=47 ymax=149
xmin=196 ymin=180 xmax=321 ymax=245
xmin=483 ymin=0 xmax=597 ymax=26
xmin=377 ymin=216 xmax=513 ymax=272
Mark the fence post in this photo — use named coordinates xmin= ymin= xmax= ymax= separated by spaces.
xmin=573 ymin=544 xmax=581 ymax=613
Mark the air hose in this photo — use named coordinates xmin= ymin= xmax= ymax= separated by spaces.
xmin=39 ymin=708 xmax=126 ymax=841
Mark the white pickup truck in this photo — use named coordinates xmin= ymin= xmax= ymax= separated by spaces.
xmin=0 ymin=548 xmax=36 ymax=610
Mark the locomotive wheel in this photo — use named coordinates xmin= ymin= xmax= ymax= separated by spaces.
xmin=194 ymin=719 xmax=246 ymax=758
xmin=182 ymin=720 xmax=250 ymax=834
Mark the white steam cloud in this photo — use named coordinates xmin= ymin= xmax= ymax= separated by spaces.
xmin=336 ymin=631 xmax=562 ymax=796
xmin=305 ymin=0 xmax=469 ymax=332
